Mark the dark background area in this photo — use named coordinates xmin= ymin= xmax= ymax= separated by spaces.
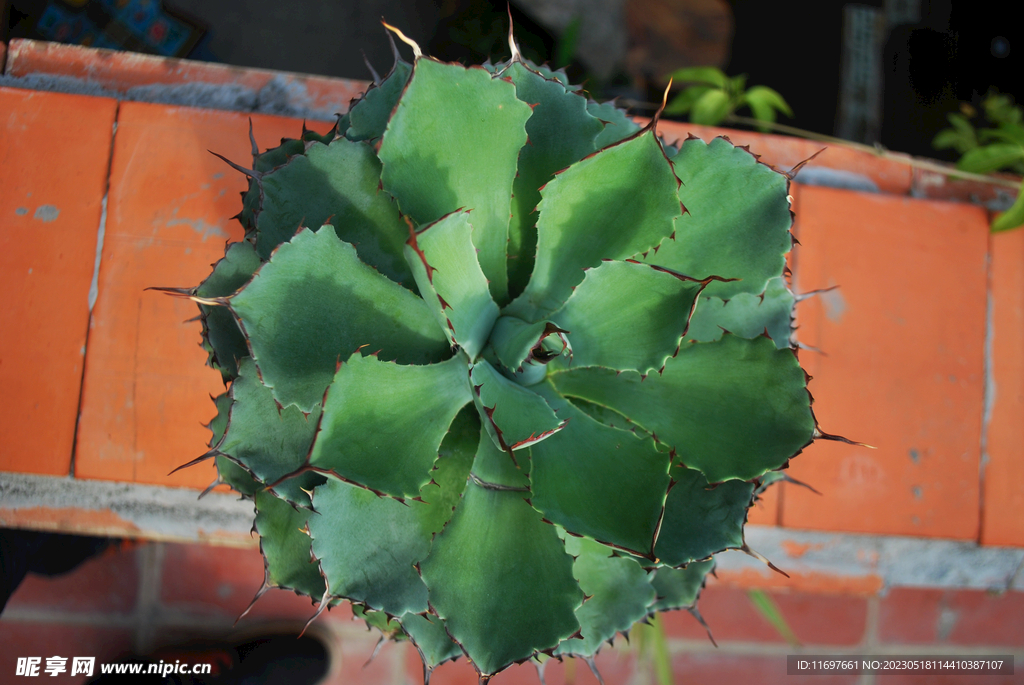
xmin=726 ymin=0 xmax=1022 ymax=159
xmin=2 ymin=0 xmax=1022 ymax=160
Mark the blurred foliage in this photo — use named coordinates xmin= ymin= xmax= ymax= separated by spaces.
xmin=632 ymin=615 xmax=673 ymax=685
xmin=664 ymin=66 xmax=792 ymax=131
xmin=747 ymin=589 xmax=800 ymax=646
xmin=933 ymin=91 xmax=1024 ymax=232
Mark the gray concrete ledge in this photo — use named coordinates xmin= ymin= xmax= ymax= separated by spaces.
xmin=721 ymin=525 xmax=1024 ymax=593
xmin=0 ymin=471 xmax=254 ymax=547
xmin=3 ymin=471 xmax=1022 ymax=591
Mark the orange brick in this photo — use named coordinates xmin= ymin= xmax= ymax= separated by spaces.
xmin=160 ymin=543 xmax=267 ymax=618
xmin=912 ymin=167 xmax=1021 ymax=207
xmin=879 ymin=588 xmax=1024 ymax=646
xmin=319 ymin=632 xmax=401 ymax=685
xmin=936 ymin=588 xmax=1024 ymax=646
xmin=713 ymin=567 xmax=884 ymax=595
xmin=74 ymin=102 xmax=331 ymax=488
xmin=5 ymin=39 xmax=367 ymax=116
xmin=407 ymin=655 xmax=479 ymax=685
xmin=661 ymin=584 xmax=867 ymax=646
xmin=660 ymin=584 xmax=782 ymax=643
xmin=6 ymin=542 xmax=139 ymax=615
xmin=785 ymin=186 xmax=989 ymax=539
xmin=982 ymin=228 xmax=1024 ymax=546
xmin=159 ymin=542 xmax=329 ymax=623
xmin=0 ymin=88 xmax=117 ymax=477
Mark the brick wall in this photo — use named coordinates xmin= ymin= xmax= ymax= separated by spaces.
xmin=2 ymin=541 xmax=1021 ymax=684
xmin=2 ymin=38 xmax=1023 ymax=684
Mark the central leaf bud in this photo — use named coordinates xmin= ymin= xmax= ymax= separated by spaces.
xmin=484 ymin=316 xmax=571 ymax=386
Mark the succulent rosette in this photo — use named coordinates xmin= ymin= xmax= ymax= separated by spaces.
xmin=171 ymin=26 xmax=820 ymax=681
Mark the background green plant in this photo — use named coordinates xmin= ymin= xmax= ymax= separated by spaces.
xmin=664 ymin=66 xmax=792 ymax=131
xmin=933 ymin=91 xmax=1024 ymax=232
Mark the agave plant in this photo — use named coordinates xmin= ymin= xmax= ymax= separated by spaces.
xmin=163 ymin=23 xmax=835 ymax=682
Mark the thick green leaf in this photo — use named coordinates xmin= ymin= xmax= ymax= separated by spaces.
xmin=379 ymin=59 xmax=533 ymax=303
xmin=518 ymin=61 xmax=581 ymax=91
xmin=992 ymin=180 xmax=1024 ymax=232
xmin=655 ymin=465 xmax=753 ymax=566
xmin=275 ymin=386 xmax=475 ymax=617
xmin=309 ymin=477 xmax=432 ymax=615
xmin=414 ymin=404 xmax=478 ymax=535
xmin=469 ymin=421 xmax=530 ymax=489
xmin=555 ymin=535 xmax=655 ymax=656
xmin=691 ymin=88 xmax=731 ymax=125
xmin=504 ymin=61 xmax=605 ymax=297
xmin=254 ymin=490 xmax=326 ymax=598
xmin=217 ymin=358 xmax=321 ymax=503
xmin=346 ymin=60 xmax=412 ymax=143
xmin=685 ymin=276 xmax=794 ymax=349
xmin=196 ymin=241 xmax=260 ymax=381
xmin=254 ymin=138 xmax=306 ymax=173
xmin=756 ymin=469 xmax=787 ymax=493
xmin=402 ymin=613 xmax=461 ymax=670
xmin=238 ymin=138 xmax=305 ymax=236
xmin=549 ymin=260 xmax=706 ymax=374
xmin=640 ymin=136 xmax=792 ymax=300
xmin=229 ymin=225 xmax=449 ymax=412
xmin=355 ymin=605 xmax=403 ymax=635
xmin=586 ymin=100 xmax=643 ymax=148
xmin=308 ymin=354 xmax=472 ymax=499
xmin=649 ymin=559 xmax=714 ymax=612
xmin=564 ymin=396 xmax=634 ymax=432
xmin=300 ymin=122 xmax=338 ymax=145
xmin=208 ymin=393 xmax=260 ymax=496
xmin=505 ymin=130 xmax=682 ymax=321
xmin=470 ymin=360 xmax=564 ymax=451
xmin=668 ymin=66 xmax=728 ymax=88
xmin=214 ymin=454 xmax=259 ymax=497
xmin=405 ymin=211 xmax=499 ymax=358
xmin=208 ymin=392 xmax=232 ymax=448
xmin=529 ymin=384 xmax=671 ymax=557
xmin=419 ymin=481 xmax=582 ymax=676
xmin=956 ymin=143 xmax=1024 ymax=174
xmin=254 ymin=138 xmax=413 ymax=285
xmin=549 ymin=334 xmax=814 ymax=482
xmin=274 ymin=472 xmax=329 ymax=510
